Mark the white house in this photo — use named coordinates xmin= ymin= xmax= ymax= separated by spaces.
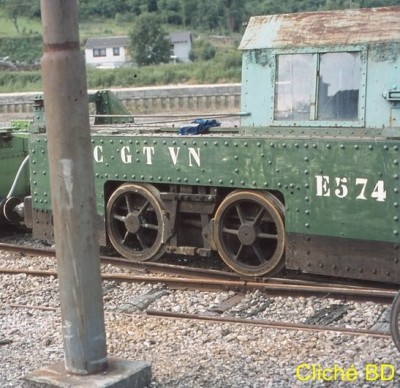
xmin=85 ymin=35 xmax=130 ymax=68
xmin=168 ymin=31 xmax=192 ymax=63
xmin=85 ymin=32 xmax=192 ymax=68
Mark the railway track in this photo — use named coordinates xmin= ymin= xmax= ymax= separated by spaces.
xmin=1 ymin=253 xmax=398 ymax=387
xmin=0 ymin=301 xmax=391 ymax=340
xmin=0 ymin=242 xmax=397 ymax=302
xmin=1 ymin=239 xmax=399 ymax=357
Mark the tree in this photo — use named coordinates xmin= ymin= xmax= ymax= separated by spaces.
xmin=79 ymin=0 xmax=136 ymax=19
xmin=181 ymin=0 xmax=197 ymax=27
xmin=223 ymin=0 xmax=245 ymax=33
xmin=147 ymin=0 xmax=158 ymax=12
xmin=1 ymin=0 xmax=33 ymax=33
xmin=129 ymin=14 xmax=171 ymax=66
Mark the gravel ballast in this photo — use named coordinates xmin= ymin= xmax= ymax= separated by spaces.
xmin=1 ymin=248 xmax=400 ymax=387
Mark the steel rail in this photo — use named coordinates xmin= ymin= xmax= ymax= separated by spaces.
xmin=0 ymin=265 xmax=397 ymax=301
xmin=0 ymin=242 xmax=398 ymax=299
xmin=147 ymin=310 xmax=392 ymax=339
xmin=0 ymin=242 xmax=239 ymax=280
xmin=0 ymin=303 xmax=390 ymax=339
xmin=0 ymin=242 xmax=397 ymax=289
xmin=0 ymin=242 xmax=398 ymax=301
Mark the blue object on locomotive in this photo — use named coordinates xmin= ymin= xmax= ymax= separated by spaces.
xmin=179 ymin=118 xmax=221 ymax=135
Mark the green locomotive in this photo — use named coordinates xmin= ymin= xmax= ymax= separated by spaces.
xmin=0 ymin=7 xmax=399 ymax=283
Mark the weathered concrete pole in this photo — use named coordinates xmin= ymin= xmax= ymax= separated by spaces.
xmin=39 ymin=0 xmax=107 ymax=374
xmin=25 ymin=1 xmax=151 ymax=385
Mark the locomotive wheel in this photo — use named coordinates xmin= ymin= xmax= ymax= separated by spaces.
xmin=214 ymin=190 xmax=285 ymax=277
xmin=0 ymin=198 xmax=6 ymax=224
xmin=390 ymin=290 xmax=400 ymax=352
xmin=106 ymin=183 xmax=167 ymax=261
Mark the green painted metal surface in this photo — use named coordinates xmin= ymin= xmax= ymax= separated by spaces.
xmin=29 ymin=129 xmax=400 ymax=245
xmin=0 ymin=129 xmax=29 ymax=198
xmin=88 ymin=90 xmax=134 ymax=125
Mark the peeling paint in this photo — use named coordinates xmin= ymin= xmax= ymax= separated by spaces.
xmin=370 ymin=42 xmax=400 ymax=63
xmin=59 ymin=158 xmax=73 ymax=209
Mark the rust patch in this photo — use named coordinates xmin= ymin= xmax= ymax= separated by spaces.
xmin=241 ymin=7 xmax=400 ymax=50
xmin=276 ymin=7 xmax=400 ymax=47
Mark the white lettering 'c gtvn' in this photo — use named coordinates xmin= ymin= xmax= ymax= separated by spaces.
xmin=188 ymin=147 xmax=201 ymax=167
xmin=93 ymin=145 xmax=103 ymax=163
xmin=168 ymin=146 xmax=201 ymax=167
xmin=120 ymin=146 xmax=132 ymax=164
xmin=143 ymin=146 xmax=155 ymax=165
xmin=168 ymin=147 xmax=180 ymax=165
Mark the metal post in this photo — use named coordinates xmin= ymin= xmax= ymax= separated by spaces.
xmin=40 ymin=0 xmax=107 ymax=375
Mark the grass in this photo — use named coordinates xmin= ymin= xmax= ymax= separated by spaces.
xmin=0 ymin=13 xmax=42 ymax=37
xmin=0 ymin=55 xmax=242 ymax=93
xmin=79 ymin=18 xmax=134 ymax=41
xmin=0 ymin=11 xmax=242 ymax=93
xmin=0 ymin=11 xmax=133 ymax=40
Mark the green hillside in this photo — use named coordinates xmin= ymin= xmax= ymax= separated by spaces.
xmin=0 ymin=0 xmax=398 ymax=92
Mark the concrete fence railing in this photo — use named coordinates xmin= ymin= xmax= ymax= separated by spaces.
xmin=0 ymin=84 xmax=242 ymax=116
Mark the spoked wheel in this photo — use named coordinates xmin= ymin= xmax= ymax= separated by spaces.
xmin=214 ymin=190 xmax=285 ymax=277
xmin=390 ymin=290 xmax=400 ymax=352
xmin=106 ymin=183 xmax=167 ymax=261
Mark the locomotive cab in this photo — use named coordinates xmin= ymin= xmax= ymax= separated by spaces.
xmin=239 ymin=7 xmax=400 ymax=133
xmin=238 ymin=7 xmax=400 ymax=282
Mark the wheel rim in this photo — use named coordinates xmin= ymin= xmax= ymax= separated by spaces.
xmin=106 ymin=183 xmax=166 ymax=261
xmin=214 ymin=191 xmax=285 ymax=276
xmin=390 ymin=291 xmax=400 ymax=352
xmin=3 ymin=197 xmax=23 ymax=224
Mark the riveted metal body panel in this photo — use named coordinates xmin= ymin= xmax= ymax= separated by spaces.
xmin=26 ymin=129 xmax=400 ymax=282
xmin=29 ymin=129 xmax=400 ymax=238
xmin=287 ymin=233 xmax=399 ymax=283
xmin=0 ymin=129 xmax=29 ymax=199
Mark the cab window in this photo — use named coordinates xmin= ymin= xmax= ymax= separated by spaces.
xmin=274 ymin=51 xmax=361 ymax=122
